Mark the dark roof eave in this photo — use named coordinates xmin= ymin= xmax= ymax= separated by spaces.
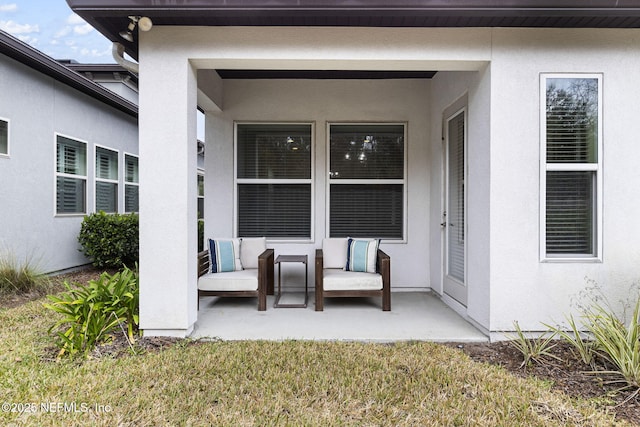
xmin=0 ymin=31 xmax=137 ymax=118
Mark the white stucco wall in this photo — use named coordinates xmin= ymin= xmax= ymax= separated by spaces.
xmin=0 ymin=54 xmax=138 ymax=273
xmin=487 ymin=28 xmax=640 ymax=334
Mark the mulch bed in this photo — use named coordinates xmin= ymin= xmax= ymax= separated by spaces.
xmin=447 ymin=341 xmax=640 ymax=425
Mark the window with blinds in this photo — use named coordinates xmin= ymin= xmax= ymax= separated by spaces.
xmin=328 ymin=124 xmax=405 ymax=239
xmin=236 ymin=123 xmax=312 ymax=239
xmin=124 ymin=154 xmax=139 ymax=213
xmin=542 ymin=75 xmax=602 ymax=258
xmin=197 ymin=172 xmax=204 ymax=220
xmin=55 ymin=135 xmax=87 ymax=214
xmin=96 ymin=147 xmax=118 ymax=213
xmin=0 ymin=119 xmax=8 ymax=155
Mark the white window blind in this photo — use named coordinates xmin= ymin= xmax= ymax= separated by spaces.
xmin=124 ymin=154 xmax=139 ymax=213
xmin=236 ymin=123 xmax=312 ymax=239
xmin=329 ymin=124 xmax=405 ymax=239
xmin=542 ymin=75 xmax=601 ymax=258
xmin=55 ymin=135 xmax=87 ymax=214
xmin=96 ymin=147 xmax=118 ymax=213
xmin=447 ymin=112 xmax=465 ymax=282
xmin=0 ymin=119 xmax=8 ymax=155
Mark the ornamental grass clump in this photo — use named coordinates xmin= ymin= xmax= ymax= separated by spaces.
xmin=44 ymin=267 xmax=139 ymax=357
xmin=0 ymin=250 xmax=49 ymax=295
xmin=507 ymin=321 xmax=560 ymax=368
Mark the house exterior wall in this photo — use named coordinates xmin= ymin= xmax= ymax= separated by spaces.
xmin=139 ymin=24 xmax=640 ymax=336
xmin=487 ymin=28 xmax=640 ymax=335
xmin=0 ymin=53 xmax=138 ymax=273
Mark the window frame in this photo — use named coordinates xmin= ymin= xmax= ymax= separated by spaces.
xmin=123 ymin=152 xmax=139 ymax=213
xmin=94 ymin=145 xmax=120 ymax=214
xmin=0 ymin=117 xmax=9 ymax=157
xmin=540 ymin=73 xmax=603 ymax=262
xmin=234 ymin=121 xmax=315 ymax=242
xmin=54 ymin=133 xmax=88 ymax=216
xmin=326 ymin=122 xmax=408 ymax=242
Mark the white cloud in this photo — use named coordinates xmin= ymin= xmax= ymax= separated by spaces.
xmin=67 ymin=14 xmax=83 ymax=24
xmin=73 ymin=23 xmax=93 ymax=36
xmin=16 ymin=34 xmax=37 ymax=45
xmin=0 ymin=19 xmax=39 ymax=35
xmin=0 ymin=4 xmax=17 ymax=12
xmin=54 ymin=26 xmax=71 ymax=38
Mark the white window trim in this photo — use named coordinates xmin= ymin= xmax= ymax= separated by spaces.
xmin=539 ymin=73 xmax=603 ymax=262
xmin=54 ymin=132 xmax=88 ymax=217
xmin=95 ymin=144 xmax=120 ymax=214
xmin=233 ymin=121 xmax=315 ymax=243
xmin=326 ymin=121 xmax=408 ymax=243
xmin=0 ymin=117 xmax=9 ymax=158
xmin=197 ymin=168 xmax=205 ymax=219
xmin=123 ymin=152 xmax=139 ymax=213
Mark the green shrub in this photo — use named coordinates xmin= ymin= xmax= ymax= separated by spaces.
xmin=44 ymin=267 xmax=139 ymax=357
xmin=0 ymin=250 xmax=49 ymax=295
xmin=78 ymin=211 xmax=139 ymax=268
xmin=198 ymin=219 xmax=205 ymax=252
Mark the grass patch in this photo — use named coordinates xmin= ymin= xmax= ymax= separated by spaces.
xmin=0 ymin=298 xmax=628 ymax=426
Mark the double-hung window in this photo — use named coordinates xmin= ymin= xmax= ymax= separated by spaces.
xmin=236 ymin=123 xmax=313 ymax=239
xmin=541 ymin=74 xmax=602 ymax=260
xmin=56 ymin=135 xmax=87 ymax=214
xmin=95 ymin=146 xmax=118 ymax=213
xmin=0 ymin=118 xmax=8 ymax=156
xmin=124 ymin=154 xmax=139 ymax=213
xmin=328 ymin=123 xmax=406 ymax=239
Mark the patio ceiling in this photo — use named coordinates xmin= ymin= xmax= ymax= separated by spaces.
xmin=68 ymin=0 xmax=640 ymax=62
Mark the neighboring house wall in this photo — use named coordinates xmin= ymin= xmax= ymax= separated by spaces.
xmin=0 ymin=52 xmax=138 ymax=273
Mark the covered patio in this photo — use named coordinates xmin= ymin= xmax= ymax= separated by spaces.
xmin=192 ymin=292 xmax=486 ymax=342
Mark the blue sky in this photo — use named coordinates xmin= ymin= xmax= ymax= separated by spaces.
xmin=0 ymin=1 xmax=114 ymax=63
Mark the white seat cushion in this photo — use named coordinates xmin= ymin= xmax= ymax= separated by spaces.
xmin=198 ymin=269 xmax=258 ymax=292
xmin=322 ymin=269 xmax=382 ymax=291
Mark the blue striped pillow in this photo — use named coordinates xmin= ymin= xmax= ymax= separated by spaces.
xmin=345 ymin=238 xmax=379 ymax=273
xmin=208 ymin=238 xmax=243 ymax=273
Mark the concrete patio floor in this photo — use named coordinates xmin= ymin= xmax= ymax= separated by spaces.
xmin=191 ymin=291 xmax=487 ymax=342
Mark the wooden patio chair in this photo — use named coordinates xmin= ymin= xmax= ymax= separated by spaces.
xmin=315 ymin=238 xmax=391 ymax=311
xmin=197 ymin=237 xmax=274 ymax=311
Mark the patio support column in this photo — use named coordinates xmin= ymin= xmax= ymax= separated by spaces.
xmin=138 ymin=55 xmax=198 ymax=337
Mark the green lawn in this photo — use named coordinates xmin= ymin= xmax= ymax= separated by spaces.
xmin=0 ymin=297 xmax=627 ymax=426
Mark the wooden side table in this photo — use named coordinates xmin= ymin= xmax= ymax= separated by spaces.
xmin=274 ymin=255 xmax=308 ymax=308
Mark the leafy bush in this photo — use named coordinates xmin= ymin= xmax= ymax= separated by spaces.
xmin=78 ymin=211 xmax=139 ymax=268
xmin=44 ymin=267 xmax=139 ymax=357
xmin=198 ymin=219 xmax=204 ymax=252
xmin=0 ymin=250 xmax=49 ymax=295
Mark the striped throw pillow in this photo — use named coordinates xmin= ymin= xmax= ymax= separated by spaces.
xmin=208 ymin=238 xmax=243 ymax=273
xmin=345 ymin=238 xmax=379 ymax=273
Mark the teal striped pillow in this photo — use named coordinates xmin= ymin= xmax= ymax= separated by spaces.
xmin=345 ymin=238 xmax=379 ymax=273
xmin=208 ymin=238 xmax=243 ymax=273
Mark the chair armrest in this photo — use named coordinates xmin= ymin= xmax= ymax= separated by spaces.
xmin=258 ymin=248 xmax=275 ymax=296
xmin=198 ymin=250 xmax=210 ymax=277
xmin=315 ymin=249 xmax=324 ymax=288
